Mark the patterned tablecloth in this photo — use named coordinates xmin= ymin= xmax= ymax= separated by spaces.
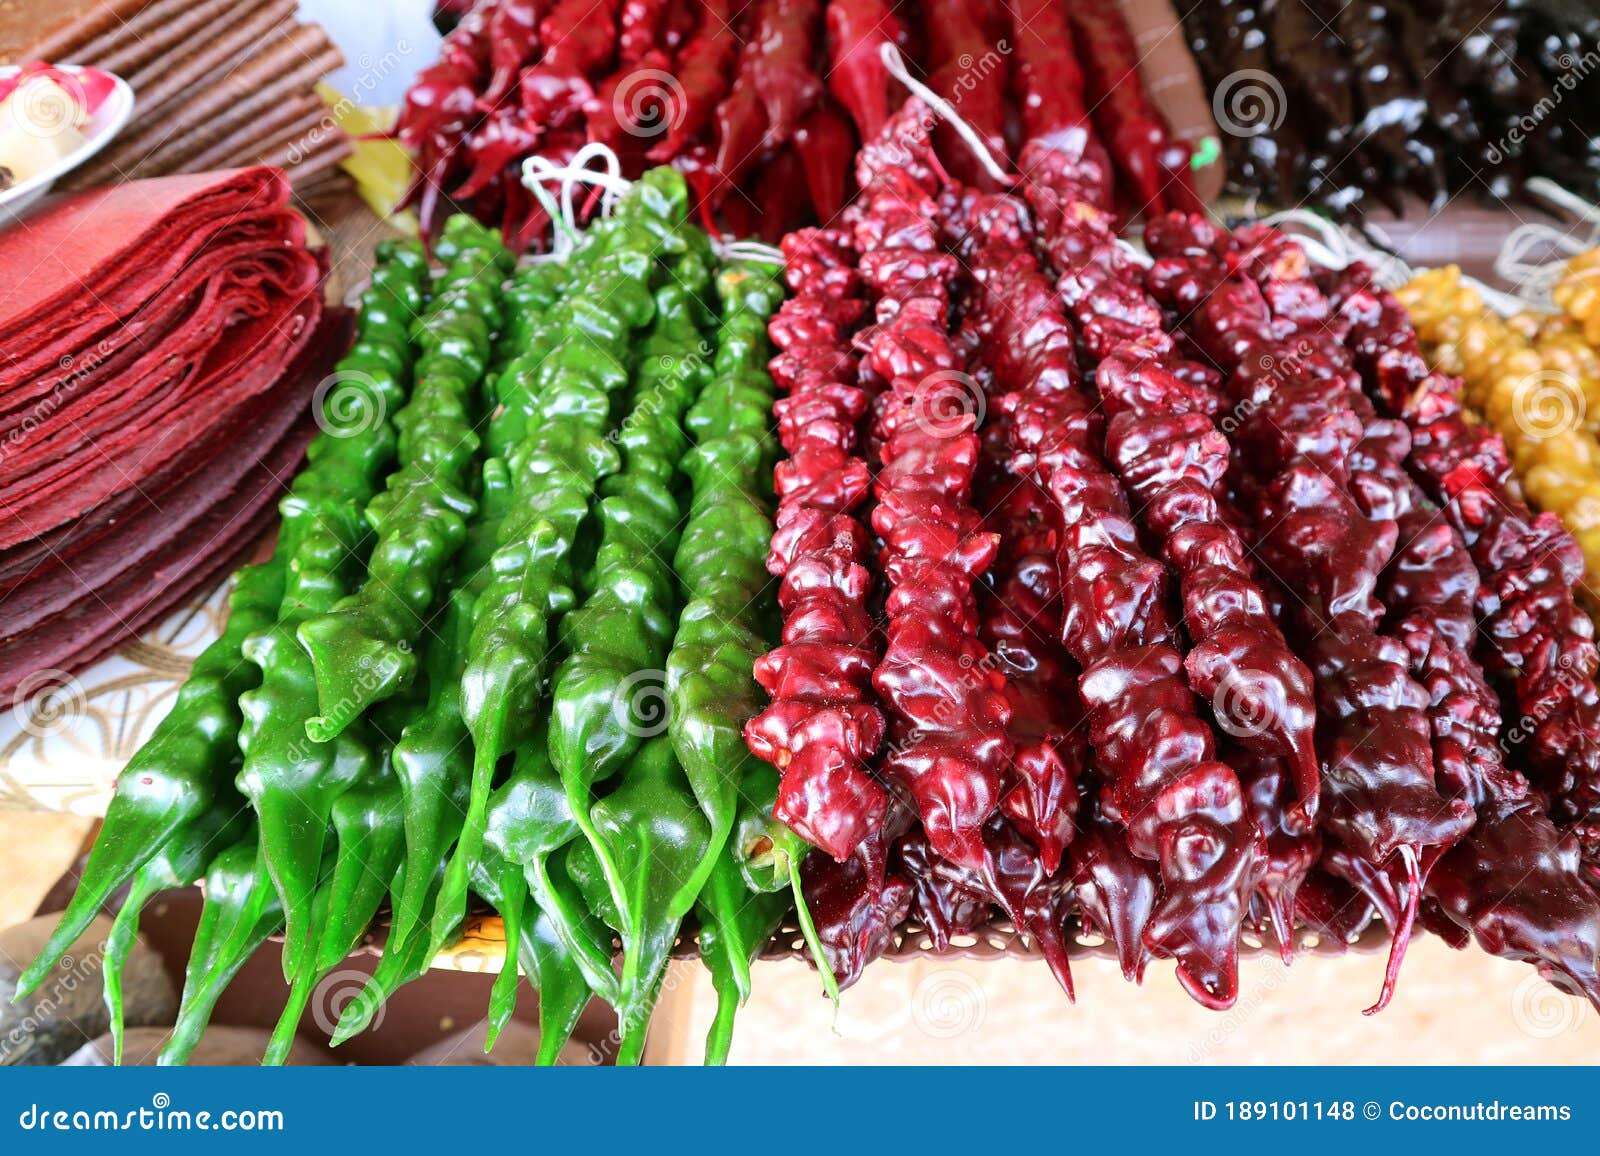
xmin=2 ymin=581 xmax=230 ymax=814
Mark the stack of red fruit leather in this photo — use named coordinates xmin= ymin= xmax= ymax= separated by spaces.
xmin=0 ymin=166 xmax=345 ymax=697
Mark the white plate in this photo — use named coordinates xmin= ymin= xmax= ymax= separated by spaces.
xmin=0 ymin=64 xmax=134 ymax=221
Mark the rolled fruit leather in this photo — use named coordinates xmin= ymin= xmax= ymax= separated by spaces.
xmin=0 ymin=0 xmax=141 ymax=60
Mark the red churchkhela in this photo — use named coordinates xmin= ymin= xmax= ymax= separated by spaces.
xmin=747 ymin=225 xmax=888 ymax=861
xmin=848 ymin=102 xmax=1012 ymax=874
xmin=1145 ymin=216 xmax=1478 ymax=1011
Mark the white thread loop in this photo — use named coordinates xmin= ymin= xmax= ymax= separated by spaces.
xmin=1114 ymin=237 xmax=1152 ymax=268
xmin=1262 ymin=209 xmax=1353 ymax=267
xmin=1527 ymin=177 xmax=1600 ymax=226
xmin=876 ymin=41 xmax=1012 ymax=186
xmin=521 ymin=143 xmax=633 ymax=255
xmin=1260 ymin=209 xmax=1417 ymax=289
xmin=1453 ymin=271 xmax=1535 ymax=318
xmin=1494 ymin=222 xmax=1590 ymax=308
xmin=714 ymin=238 xmax=785 ymax=265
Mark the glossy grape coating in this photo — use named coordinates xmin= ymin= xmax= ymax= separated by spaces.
xmin=1005 ymin=176 xmax=1264 ymax=1007
xmin=297 ymin=218 xmax=512 ymax=740
xmin=850 ymin=101 xmax=1012 ymax=873
xmin=1317 ymin=261 xmax=1600 ymax=1007
xmin=746 ymin=225 xmax=888 ymax=859
xmin=1397 ymin=266 xmax=1600 ymax=840
xmin=1148 ymin=219 xmax=1478 ymax=1010
xmin=442 ymin=173 xmax=679 ymax=946
xmin=235 ymin=241 xmax=440 ymax=993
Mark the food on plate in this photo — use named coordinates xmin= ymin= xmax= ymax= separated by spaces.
xmin=0 ymin=62 xmax=116 ymax=185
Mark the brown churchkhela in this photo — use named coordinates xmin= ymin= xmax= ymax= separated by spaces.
xmin=1144 ymin=217 xmax=1479 ymax=1010
xmin=1319 ymin=260 xmax=1600 ymax=1003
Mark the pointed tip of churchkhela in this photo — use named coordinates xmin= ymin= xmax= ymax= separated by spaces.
xmin=1545 ymin=955 xmax=1600 ymax=1013
xmin=1034 ymin=923 xmax=1077 ymax=1004
xmin=979 ymin=823 xmax=1075 ymax=1002
xmin=1364 ymin=844 xmax=1423 ymax=1017
xmin=1069 ymin=822 xmax=1157 ymax=984
xmin=1260 ymin=877 xmax=1303 ymax=967
xmin=1141 ymin=802 xmax=1257 ymax=1011
xmin=1174 ymin=939 xmax=1241 ymax=1011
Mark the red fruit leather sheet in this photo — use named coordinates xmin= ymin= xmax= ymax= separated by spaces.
xmin=0 ymin=281 xmax=322 ymax=551
xmin=0 ymin=241 xmax=321 ymax=474
xmin=0 ymin=167 xmax=292 ymax=341
xmin=0 ymin=308 xmax=351 ymax=632
xmin=0 ymin=492 xmax=280 ymax=699
xmin=0 ymin=313 xmax=350 ymax=697
xmin=0 ymin=335 xmax=313 ymax=590
xmin=0 ymin=211 xmax=301 ymax=401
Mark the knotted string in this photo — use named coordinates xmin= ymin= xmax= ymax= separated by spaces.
xmin=877 ymin=41 xmax=1013 ymax=186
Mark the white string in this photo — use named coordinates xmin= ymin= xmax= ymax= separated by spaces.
xmin=1288 ymin=233 xmax=1347 ymax=272
xmin=1114 ymin=237 xmax=1152 ymax=268
xmin=520 ymin=144 xmax=635 ymax=256
xmin=1460 ymin=272 xmax=1536 ymax=319
xmin=1527 ymin=176 xmax=1600 ymax=226
xmin=520 ymin=155 xmax=580 ymax=256
xmin=1493 ymin=222 xmax=1587 ymax=308
xmin=524 ymin=145 xmax=784 ymax=264
xmin=1262 ymin=209 xmax=1353 ymax=266
xmin=1347 ymin=223 xmax=1420 ymax=291
xmin=876 ymin=41 xmax=1013 ymax=186
xmin=563 ymin=141 xmax=630 ymax=219
xmin=1258 ymin=208 xmax=1417 ymax=289
xmin=1264 ymin=211 xmax=1550 ymax=318
xmin=714 ymin=238 xmax=785 ymax=265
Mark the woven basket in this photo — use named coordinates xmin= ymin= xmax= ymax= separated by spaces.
xmin=407 ymin=907 xmax=1389 ymax=975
